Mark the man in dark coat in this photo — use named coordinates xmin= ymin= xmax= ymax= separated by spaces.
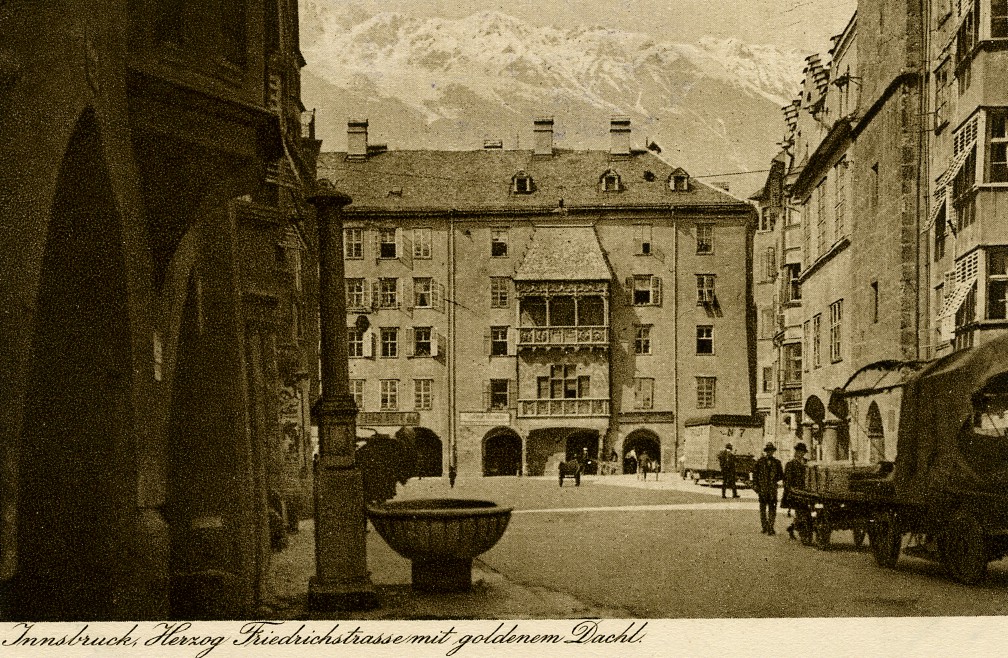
xmin=783 ymin=442 xmax=809 ymax=539
xmin=752 ymin=442 xmax=785 ymax=535
xmin=717 ymin=443 xmax=739 ymax=498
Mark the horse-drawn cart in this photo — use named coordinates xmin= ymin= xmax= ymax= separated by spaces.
xmin=789 ymin=334 xmax=1008 ymax=584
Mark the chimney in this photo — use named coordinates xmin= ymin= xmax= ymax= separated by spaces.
xmin=610 ymin=116 xmax=631 ymax=156
xmin=533 ymin=117 xmax=554 ymax=156
xmin=712 ymin=181 xmax=730 ymax=192
xmin=483 ymin=139 xmax=503 ymax=150
xmin=347 ymin=118 xmax=368 ymax=160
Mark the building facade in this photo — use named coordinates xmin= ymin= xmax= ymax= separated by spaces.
xmin=0 ymin=1 xmax=317 ymax=620
xmin=926 ymin=0 xmax=1008 ymax=357
xmin=319 ymin=118 xmax=757 ymax=478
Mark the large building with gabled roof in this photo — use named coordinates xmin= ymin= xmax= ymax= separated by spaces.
xmin=317 ymin=117 xmax=758 ymax=478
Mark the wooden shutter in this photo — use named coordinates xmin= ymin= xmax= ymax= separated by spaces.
xmin=507 ymin=326 xmax=517 ymax=356
xmin=373 ymin=230 xmax=380 ymax=263
xmin=405 ymin=327 xmax=414 ymax=357
xmin=371 ymin=280 xmax=380 ymax=310
xmin=404 ymin=278 xmax=414 ymax=313
xmin=362 ymin=329 xmax=374 ymax=358
xmin=393 ymin=278 xmax=400 ymax=309
xmin=482 ymin=381 xmax=491 ymax=411
xmin=430 ymin=330 xmax=439 ymax=357
xmin=434 ymin=281 xmax=445 ymax=312
xmin=483 ymin=332 xmax=491 ymax=356
xmin=400 ymin=229 xmax=413 ymax=268
xmin=436 ymin=332 xmax=446 ymax=359
xmin=508 ymin=378 xmax=517 ymax=409
xmin=651 ymin=276 xmax=662 ymax=306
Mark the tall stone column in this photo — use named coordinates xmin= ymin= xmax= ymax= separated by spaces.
xmin=307 ymin=181 xmax=378 ymax=611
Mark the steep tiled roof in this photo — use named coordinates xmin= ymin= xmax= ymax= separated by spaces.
xmin=316 ymin=149 xmax=749 ymax=213
xmin=514 ymin=226 xmax=612 ymax=281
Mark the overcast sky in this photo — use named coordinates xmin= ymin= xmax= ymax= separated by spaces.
xmin=337 ymin=0 xmax=858 ymax=54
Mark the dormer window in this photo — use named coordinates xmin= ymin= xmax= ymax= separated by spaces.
xmin=670 ymin=168 xmax=690 ymax=192
xmin=513 ymin=172 xmax=534 ymax=194
xmin=601 ymin=169 xmax=622 ymax=192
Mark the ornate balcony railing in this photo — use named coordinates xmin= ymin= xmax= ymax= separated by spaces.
xmin=517 ymin=326 xmax=608 ymax=349
xmin=517 ymin=398 xmax=610 ymax=418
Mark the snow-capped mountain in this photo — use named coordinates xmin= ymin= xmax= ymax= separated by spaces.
xmin=299 ymin=4 xmax=806 ymax=193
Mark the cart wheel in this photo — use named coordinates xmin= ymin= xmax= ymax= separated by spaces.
xmin=852 ymin=524 xmax=867 ymax=549
xmin=942 ymin=510 xmax=989 ymax=585
xmin=814 ymin=513 xmax=832 ymax=550
xmin=868 ymin=511 xmax=901 ymax=569
xmin=796 ymin=508 xmax=814 ymax=546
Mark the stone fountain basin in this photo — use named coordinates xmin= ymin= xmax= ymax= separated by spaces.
xmin=366 ymin=498 xmax=512 ymax=593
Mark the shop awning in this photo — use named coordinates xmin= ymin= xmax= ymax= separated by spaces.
xmin=937 ymin=277 xmax=977 ymax=341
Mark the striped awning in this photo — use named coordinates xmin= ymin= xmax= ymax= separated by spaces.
xmin=937 ymin=277 xmax=977 ymax=342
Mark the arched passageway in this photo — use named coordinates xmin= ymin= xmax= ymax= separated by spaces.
xmin=17 ymin=112 xmax=134 ymax=620
xmin=413 ymin=428 xmax=443 ymax=477
xmin=867 ymin=402 xmax=885 ymax=463
xmin=483 ymin=428 xmax=522 ymax=476
xmin=623 ymin=430 xmax=661 ymax=474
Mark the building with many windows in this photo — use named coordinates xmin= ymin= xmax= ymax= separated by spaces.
xmin=318 ymin=117 xmax=757 ymax=477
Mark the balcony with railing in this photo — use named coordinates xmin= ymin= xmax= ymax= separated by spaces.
xmin=517 ymin=398 xmax=610 ymax=418
xmin=517 ymin=326 xmax=608 ymax=349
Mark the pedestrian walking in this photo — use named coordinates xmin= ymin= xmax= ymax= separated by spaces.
xmin=783 ymin=442 xmax=808 ymax=539
xmin=717 ymin=442 xmax=739 ymax=498
xmin=752 ymin=442 xmax=784 ymax=535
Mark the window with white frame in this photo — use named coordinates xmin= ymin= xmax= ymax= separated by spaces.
xmin=812 ymin=314 xmax=822 ymax=368
xmin=633 ymin=378 xmax=654 ymax=410
xmin=413 ymin=228 xmax=432 ymax=259
xmin=697 ymin=223 xmax=714 ymax=254
xmin=491 ymin=229 xmax=509 ymax=257
xmin=696 ymin=274 xmax=715 ymax=305
xmin=346 ymin=278 xmax=366 ymax=309
xmin=378 ymin=228 xmax=397 ymax=259
xmin=759 ymin=207 xmax=774 ymax=232
xmin=490 ymin=277 xmax=510 ymax=308
xmin=784 ymin=343 xmax=802 ymax=384
xmin=634 ymin=324 xmax=652 ymax=355
xmin=987 ymin=246 xmax=1008 ymax=319
xmin=513 ymin=173 xmax=533 ymax=194
xmin=829 ymin=300 xmax=843 ymax=363
xmin=633 ymin=275 xmax=662 ymax=306
xmin=413 ymin=326 xmax=432 ymax=357
xmin=538 ymin=365 xmax=588 ymax=399
xmin=490 ymin=326 xmax=509 ymax=356
xmin=696 ymin=376 xmax=716 ymax=409
xmin=413 ymin=277 xmax=432 ymax=308
xmin=380 ymin=327 xmax=398 ymax=358
xmin=380 ymin=380 xmax=398 ymax=410
xmin=988 ymin=109 xmax=1008 ymax=182
xmin=378 ymin=278 xmax=398 ymax=308
xmin=344 ymin=227 xmax=364 ymax=259
xmin=489 ymin=379 xmax=510 ymax=409
xmin=414 ymin=379 xmax=433 ymax=410
xmin=347 ymin=327 xmax=364 ymax=358
xmin=935 ymin=60 xmax=950 ymax=132
xmin=350 ymin=379 xmax=365 ymax=409
xmin=696 ymin=325 xmax=713 ymax=355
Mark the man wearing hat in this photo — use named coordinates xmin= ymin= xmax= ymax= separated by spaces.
xmin=717 ymin=443 xmax=739 ymax=498
xmin=752 ymin=442 xmax=785 ymax=535
xmin=783 ymin=442 xmax=809 ymax=539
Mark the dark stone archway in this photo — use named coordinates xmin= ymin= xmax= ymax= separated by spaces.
xmin=413 ymin=428 xmax=443 ymax=477
xmin=483 ymin=428 xmax=522 ymax=476
xmin=16 ymin=111 xmax=134 ymax=620
xmin=623 ymin=429 xmax=661 ymax=474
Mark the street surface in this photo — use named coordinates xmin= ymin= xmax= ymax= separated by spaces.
xmin=392 ymin=474 xmax=1008 ymax=618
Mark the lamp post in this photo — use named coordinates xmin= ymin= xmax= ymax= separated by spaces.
xmin=306 ymin=179 xmax=377 ymax=611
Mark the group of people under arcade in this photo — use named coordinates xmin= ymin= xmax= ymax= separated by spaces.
xmin=718 ymin=440 xmax=809 ymax=536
